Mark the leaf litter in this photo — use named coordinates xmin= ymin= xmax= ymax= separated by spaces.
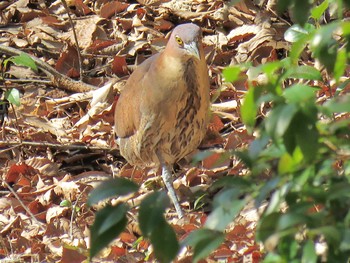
xmin=1 ymin=0 xmax=348 ymax=262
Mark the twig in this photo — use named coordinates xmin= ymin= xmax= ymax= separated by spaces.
xmin=9 ymin=103 xmax=22 ymax=144
xmin=0 ymin=140 xmax=111 ymax=151
xmin=2 ymin=180 xmax=46 ymax=232
xmin=69 ymin=187 xmax=88 ymax=240
xmin=2 ymin=78 xmax=51 ymax=84
xmin=8 ymin=103 xmax=24 ymax=162
xmin=0 ymin=44 xmax=95 ymax=93
xmin=61 ymin=0 xmax=83 ymax=81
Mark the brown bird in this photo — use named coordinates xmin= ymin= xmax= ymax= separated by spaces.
xmin=114 ymin=23 xmax=210 ymax=218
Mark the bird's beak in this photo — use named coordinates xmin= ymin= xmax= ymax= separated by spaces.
xmin=184 ymin=41 xmax=200 ymax=60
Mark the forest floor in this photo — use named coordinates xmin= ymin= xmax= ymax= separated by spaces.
xmin=0 ymin=0 xmax=314 ymax=262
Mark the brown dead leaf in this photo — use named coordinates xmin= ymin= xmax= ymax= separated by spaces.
xmin=100 ymin=1 xmax=130 ymax=19
xmin=212 ymin=245 xmax=233 ymax=260
xmin=62 ymin=16 xmax=105 ymax=50
xmin=4 ymin=163 xmax=37 ymax=184
xmin=112 ymin=55 xmax=129 ymax=77
xmin=55 ymin=45 xmax=80 ymax=78
xmin=120 ymin=232 xmax=137 ymax=244
xmin=154 ymin=19 xmax=174 ymax=31
xmin=73 ymin=0 xmax=93 ymax=16
xmin=18 ymin=8 xmax=45 ymax=23
xmin=202 ymin=150 xmax=230 ymax=170
xmin=209 ymin=114 xmax=225 ymax=132
xmin=61 ymin=245 xmax=87 ymax=263
xmin=0 ymin=215 xmax=21 ymax=235
xmin=28 ymin=200 xmax=46 ymax=220
xmin=24 ymin=116 xmax=68 ymax=138
xmin=0 ymin=0 xmax=312 ymax=260
xmin=109 ymin=245 xmax=127 ymax=257
xmin=86 ymin=39 xmax=119 ymax=53
xmin=25 ymin=157 xmax=60 ymax=177
xmin=11 ymin=37 xmax=28 ymax=47
xmin=46 ymin=206 xmax=69 ymax=223
xmin=54 ymin=180 xmax=80 ymax=201
xmin=41 ymin=15 xmax=67 ymax=29
xmin=137 ymin=0 xmax=171 ymax=6
xmin=7 ymin=65 xmax=37 ymax=79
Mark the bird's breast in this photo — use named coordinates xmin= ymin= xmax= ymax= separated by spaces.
xmin=119 ymin=56 xmax=209 ymax=167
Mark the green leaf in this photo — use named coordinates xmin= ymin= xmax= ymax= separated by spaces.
xmin=60 ymin=200 xmax=72 ymax=207
xmin=335 ymin=79 xmax=350 ymax=96
xmin=317 ymin=39 xmax=338 ymax=73
xmin=205 ymin=188 xmax=245 ymax=231
xmin=90 ymin=203 xmax=128 ymax=258
xmin=265 ymin=103 xmax=299 ymax=142
xmin=210 ymin=176 xmax=251 ymax=191
xmin=193 ymin=192 xmax=208 ymax=210
xmin=294 ymin=113 xmax=319 ymax=162
xmin=223 ymin=66 xmax=242 ymax=82
xmin=247 ymin=65 xmax=263 ymax=80
xmin=150 ymin=220 xmax=179 ymax=263
xmin=292 ymin=0 xmax=312 ymax=26
xmin=276 ymin=104 xmax=299 ymax=137
xmin=284 ymin=24 xmax=314 ymax=43
xmin=327 ymin=182 xmax=350 ymax=200
xmin=265 ymin=105 xmax=284 ymax=140
xmin=265 ymin=183 xmax=290 ymax=215
xmin=278 ymin=212 xmax=310 ymax=231
xmin=310 ymin=226 xmax=341 ymax=244
xmin=276 ymin=0 xmax=292 ymax=14
xmin=139 ymin=192 xmax=179 ymax=263
xmin=4 ymin=88 xmax=20 ymax=106
xmin=248 ymin=135 xmax=270 ymax=160
xmin=333 ymin=48 xmax=347 ymax=83
xmin=324 ymin=94 xmax=350 ymax=113
xmin=9 ymin=53 xmax=38 ymax=72
xmin=182 ymin=229 xmax=225 ymax=263
xmin=283 ymin=124 xmax=297 ymax=155
xmin=278 ymin=153 xmax=295 ymax=174
xmin=289 ymin=24 xmax=314 ymax=63
xmin=87 ymin=178 xmax=138 ymax=206
xmin=256 ymin=177 xmax=280 ymax=209
xmin=234 ymin=150 xmax=253 ymax=168
xmin=290 ymin=38 xmax=308 ymax=64
xmin=302 ymin=240 xmax=317 ymax=263
xmin=261 ymin=61 xmax=284 ymax=77
xmin=139 ymin=191 xmax=170 ymax=236
xmin=310 ymin=0 xmax=329 ymax=21
xmin=262 ymin=253 xmax=284 ymax=263
xmin=286 ymin=65 xmax=322 ymax=81
xmin=241 ymin=86 xmax=258 ymax=130
xmin=256 ymin=212 xmax=281 ymax=242
xmin=278 ymin=147 xmax=303 ymax=174
xmin=283 ymin=84 xmax=316 ymax=104
xmin=310 ymin=23 xmax=339 ymax=52
xmin=310 ymin=22 xmax=340 ymax=72
xmin=341 ymin=20 xmax=350 ymax=36
xmin=340 ymin=229 xmax=350 ymax=251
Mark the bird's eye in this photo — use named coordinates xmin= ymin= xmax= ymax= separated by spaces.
xmin=175 ymin=35 xmax=184 ymax=46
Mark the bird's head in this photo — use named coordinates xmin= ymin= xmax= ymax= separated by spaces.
xmin=167 ymin=23 xmax=202 ymax=60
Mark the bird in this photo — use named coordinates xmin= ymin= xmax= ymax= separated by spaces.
xmin=114 ymin=23 xmax=210 ymax=218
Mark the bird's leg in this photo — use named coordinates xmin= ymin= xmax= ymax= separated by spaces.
xmin=161 ymin=164 xmax=184 ymax=218
xmin=157 ymin=153 xmax=184 ymax=218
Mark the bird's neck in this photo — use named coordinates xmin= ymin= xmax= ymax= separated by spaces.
xmin=159 ymin=54 xmax=184 ymax=73
xmin=158 ymin=50 xmax=194 ymax=75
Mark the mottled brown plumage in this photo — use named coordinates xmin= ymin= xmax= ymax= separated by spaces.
xmin=114 ymin=23 xmax=210 ymax=218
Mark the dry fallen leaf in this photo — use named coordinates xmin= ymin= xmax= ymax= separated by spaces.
xmin=0 ymin=0 xmax=323 ymax=261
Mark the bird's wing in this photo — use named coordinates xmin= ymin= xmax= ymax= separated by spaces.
xmin=114 ymin=54 xmax=159 ymax=138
